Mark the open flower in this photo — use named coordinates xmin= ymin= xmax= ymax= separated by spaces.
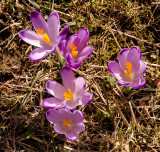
xmin=108 ymin=46 xmax=146 ymax=89
xmin=43 ymin=66 xmax=92 ymax=109
xmin=59 ymin=28 xmax=93 ymax=69
xmin=46 ymin=108 xmax=85 ymax=141
xmin=19 ymin=10 xmax=69 ymax=61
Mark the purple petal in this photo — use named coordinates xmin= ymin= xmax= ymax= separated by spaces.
xmin=117 ymin=79 xmax=131 ymax=86
xmin=132 ymin=60 xmax=146 ymax=80
xmin=57 ymin=25 xmax=69 ymax=44
xmin=65 ymin=99 xmax=79 ymax=110
xmin=126 ymin=47 xmax=142 ymax=69
xmin=72 ymin=110 xmax=84 ymax=123
xmin=46 ymin=109 xmax=62 ymax=124
xmin=54 ymin=124 xmax=65 ymax=134
xmin=19 ymin=29 xmax=45 ymax=47
xmin=65 ymin=131 xmax=78 ymax=141
xmin=66 ymin=52 xmax=82 ymax=69
xmin=108 ymin=61 xmax=131 ymax=86
xmin=42 ymin=97 xmax=64 ymax=109
xmin=81 ymin=92 xmax=93 ymax=105
xmin=45 ymin=44 xmax=57 ymax=54
xmin=74 ymin=77 xmax=86 ymax=97
xmin=118 ymin=48 xmax=129 ymax=70
xmin=48 ymin=12 xmax=60 ymax=43
xmin=59 ymin=40 xmax=67 ymax=56
xmin=46 ymin=81 xmax=66 ymax=100
xmin=130 ymin=78 xmax=146 ymax=89
xmin=130 ymin=46 xmax=142 ymax=59
xmin=30 ymin=47 xmax=48 ymax=61
xmin=76 ymin=45 xmax=93 ymax=62
xmin=73 ymin=123 xmax=85 ymax=133
xmin=77 ymin=28 xmax=89 ymax=51
xmin=108 ymin=61 xmax=123 ymax=79
xmin=58 ymin=108 xmax=72 ymax=121
xmin=30 ymin=10 xmax=49 ymax=34
xmin=61 ymin=66 xmax=75 ymax=90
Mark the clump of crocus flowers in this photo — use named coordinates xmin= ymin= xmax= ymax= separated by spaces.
xmin=19 ymin=10 xmax=93 ymax=141
xmin=42 ymin=66 xmax=92 ymax=141
xmin=19 ymin=10 xmax=147 ymax=141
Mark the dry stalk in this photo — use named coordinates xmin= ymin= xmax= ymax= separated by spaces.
xmin=19 ymin=70 xmax=43 ymax=109
xmin=108 ymin=26 xmax=122 ymax=50
xmin=113 ymin=97 xmax=129 ymax=128
xmin=128 ymin=101 xmax=139 ymax=129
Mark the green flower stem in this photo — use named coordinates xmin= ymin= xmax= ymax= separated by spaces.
xmin=55 ymin=48 xmax=66 ymax=69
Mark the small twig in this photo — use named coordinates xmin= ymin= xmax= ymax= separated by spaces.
xmin=130 ymin=101 xmax=149 ymax=125
xmin=91 ymin=125 xmax=115 ymax=145
xmin=111 ymin=28 xmax=160 ymax=47
xmin=27 ymin=0 xmax=40 ymax=9
xmin=146 ymin=62 xmax=160 ymax=68
xmin=151 ymin=2 xmax=160 ymax=4
xmin=93 ymin=80 xmax=107 ymax=105
xmin=92 ymin=102 xmax=110 ymax=117
xmin=19 ymin=70 xmax=43 ymax=109
xmin=113 ymin=97 xmax=129 ymax=128
xmin=40 ymin=5 xmax=73 ymax=17
xmin=0 ymin=23 xmax=21 ymax=34
xmin=88 ymin=64 xmax=108 ymax=69
xmin=129 ymin=101 xmax=139 ymax=129
xmin=127 ymin=88 xmax=142 ymax=98
xmin=108 ymin=26 xmax=122 ymax=50
xmin=5 ymin=33 xmax=18 ymax=48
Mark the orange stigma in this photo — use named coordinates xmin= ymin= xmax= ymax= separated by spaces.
xmin=37 ymin=28 xmax=51 ymax=44
xmin=37 ymin=28 xmax=44 ymax=35
xmin=124 ymin=62 xmax=132 ymax=78
xmin=64 ymin=89 xmax=74 ymax=100
xmin=63 ymin=119 xmax=72 ymax=128
xmin=70 ymin=43 xmax=78 ymax=58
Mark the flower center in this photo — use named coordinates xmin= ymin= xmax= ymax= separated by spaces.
xmin=64 ymin=89 xmax=74 ymax=100
xmin=70 ymin=43 xmax=78 ymax=58
xmin=63 ymin=119 xmax=72 ymax=128
xmin=37 ymin=28 xmax=51 ymax=45
xmin=124 ymin=62 xmax=132 ymax=78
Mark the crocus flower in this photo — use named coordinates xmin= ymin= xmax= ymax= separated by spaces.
xmin=43 ymin=66 xmax=92 ymax=109
xmin=59 ymin=28 xmax=93 ymax=69
xmin=46 ymin=108 xmax=85 ymax=141
xmin=19 ymin=10 xmax=69 ymax=61
xmin=108 ymin=46 xmax=146 ymax=89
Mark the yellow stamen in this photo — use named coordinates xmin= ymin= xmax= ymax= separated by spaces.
xmin=37 ymin=28 xmax=51 ymax=44
xmin=70 ymin=43 xmax=78 ymax=58
xmin=63 ymin=119 xmax=72 ymax=127
xmin=42 ymin=33 xmax=51 ymax=44
xmin=124 ymin=62 xmax=133 ymax=78
xmin=37 ymin=28 xmax=44 ymax=35
xmin=64 ymin=89 xmax=74 ymax=100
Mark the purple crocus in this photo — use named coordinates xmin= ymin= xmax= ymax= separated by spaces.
xmin=46 ymin=108 xmax=85 ymax=141
xmin=59 ymin=28 xmax=93 ymax=69
xmin=19 ymin=10 xmax=69 ymax=61
xmin=43 ymin=66 xmax=92 ymax=110
xmin=108 ymin=46 xmax=146 ymax=89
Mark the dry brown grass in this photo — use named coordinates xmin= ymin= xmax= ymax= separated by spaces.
xmin=0 ymin=0 xmax=160 ymax=151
